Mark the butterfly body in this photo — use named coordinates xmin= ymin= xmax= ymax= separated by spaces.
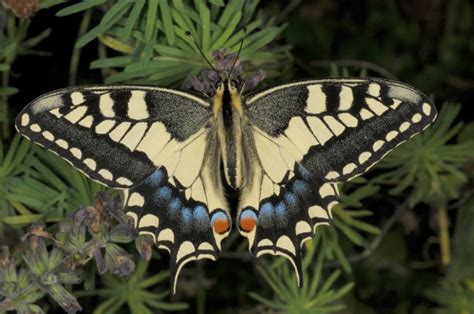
xmin=15 ymin=77 xmax=436 ymax=293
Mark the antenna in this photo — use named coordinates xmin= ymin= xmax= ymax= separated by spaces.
xmin=185 ymin=31 xmax=223 ymax=81
xmin=227 ymin=28 xmax=247 ymax=81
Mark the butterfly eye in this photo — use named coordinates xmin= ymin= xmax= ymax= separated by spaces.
xmin=230 ymin=80 xmax=238 ymax=89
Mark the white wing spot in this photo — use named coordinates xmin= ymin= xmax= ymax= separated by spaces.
xmin=71 ymin=92 xmax=84 ymax=105
xmin=30 ymin=124 xmax=41 ymax=132
xmin=319 ymin=184 xmax=334 ymax=198
xmin=342 ymin=163 xmax=357 ymax=175
xmin=257 ymin=239 xmax=273 ymax=247
xmin=49 ymin=108 xmax=62 ymax=118
xmin=325 ymin=171 xmax=339 ymax=180
xmin=399 ymin=122 xmax=410 ymax=132
xmin=128 ymin=192 xmax=145 ymax=207
xmin=339 ymin=86 xmax=353 ymax=110
xmin=109 ymin=122 xmax=131 ymax=142
xmin=412 ymin=113 xmax=422 ymax=123
xmin=70 ymin=147 xmax=82 ymax=159
xmin=98 ymin=169 xmax=113 ymax=181
xmin=368 ymin=83 xmax=381 ymax=97
xmin=390 ymin=99 xmax=402 ymax=109
xmin=307 ymin=116 xmax=333 ymax=145
xmin=95 ymin=120 xmax=116 ymax=134
xmin=323 ymin=116 xmax=345 ymax=135
xmin=158 ymin=228 xmax=175 ymax=243
xmin=84 ymin=158 xmax=97 ymax=171
xmin=64 ymin=106 xmax=87 ymax=124
xmin=386 ymin=130 xmax=398 ymax=141
xmin=358 ymin=151 xmax=372 ymax=164
xmin=306 ymin=85 xmax=326 ymax=114
xmin=337 ymin=113 xmax=358 ymax=127
xmin=422 ymin=103 xmax=432 ymax=116
xmin=139 ymin=214 xmax=159 ymax=228
xmin=176 ymin=241 xmax=195 ymax=261
xmin=128 ymin=91 xmax=149 ymax=120
xmin=373 ymin=140 xmax=384 ymax=152
xmin=56 ymin=139 xmax=69 ymax=149
xmin=99 ymin=93 xmax=115 ymax=117
xmin=366 ymin=98 xmax=388 ymax=115
xmin=360 ymin=108 xmax=374 ymax=120
xmin=309 ymin=205 xmax=328 ymax=219
xmin=78 ymin=115 xmax=94 ymax=128
xmin=295 ymin=221 xmax=312 ymax=235
xmin=276 ymin=236 xmax=296 ymax=255
xmin=21 ymin=113 xmax=30 ymax=126
xmin=116 ymin=177 xmax=133 ymax=186
xmin=120 ymin=122 xmax=148 ymax=151
xmin=198 ymin=242 xmax=214 ymax=251
xmin=42 ymin=131 xmax=54 ymax=141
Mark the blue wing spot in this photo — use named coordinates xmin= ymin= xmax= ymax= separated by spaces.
xmin=182 ymin=207 xmax=192 ymax=222
xmin=297 ymin=164 xmax=313 ymax=181
xmin=259 ymin=202 xmax=274 ymax=228
xmin=275 ymin=202 xmax=288 ymax=228
xmin=292 ymin=180 xmax=310 ymax=195
xmin=146 ymin=170 xmax=164 ymax=185
xmin=194 ymin=205 xmax=208 ymax=221
xmin=159 ymin=186 xmax=172 ymax=200
xmin=169 ymin=197 xmax=182 ymax=211
xmin=275 ymin=202 xmax=286 ymax=217
xmin=284 ymin=192 xmax=298 ymax=207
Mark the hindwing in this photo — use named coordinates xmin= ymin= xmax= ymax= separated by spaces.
xmin=15 ymin=86 xmax=231 ymax=293
xmin=238 ymin=78 xmax=437 ymax=284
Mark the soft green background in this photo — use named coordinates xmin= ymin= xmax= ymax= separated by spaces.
xmin=1 ymin=0 xmax=473 ymax=313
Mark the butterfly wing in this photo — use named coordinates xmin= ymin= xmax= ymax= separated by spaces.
xmin=15 ymin=86 xmax=231 ymax=292
xmin=238 ymin=78 xmax=437 ymax=284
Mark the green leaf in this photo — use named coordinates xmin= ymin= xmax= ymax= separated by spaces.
xmin=120 ymin=0 xmax=146 ymax=41
xmin=0 ymin=87 xmax=19 ymax=96
xmin=56 ymin=0 xmax=105 ymax=17
xmin=145 ymin=0 xmax=159 ymax=41
xmin=159 ymin=0 xmax=175 ymax=45
xmin=3 ymin=214 xmax=43 ymax=225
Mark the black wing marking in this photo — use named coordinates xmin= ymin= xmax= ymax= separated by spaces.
xmin=15 ymin=86 xmax=212 ymax=188
xmin=239 ymin=78 xmax=436 ymax=285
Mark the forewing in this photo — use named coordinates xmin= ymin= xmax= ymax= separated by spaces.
xmin=15 ymin=86 xmax=212 ymax=188
xmin=239 ymin=78 xmax=436 ymax=285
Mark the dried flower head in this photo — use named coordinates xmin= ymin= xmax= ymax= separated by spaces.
xmin=185 ymin=49 xmax=266 ymax=96
xmin=2 ymin=0 xmax=39 ymax=19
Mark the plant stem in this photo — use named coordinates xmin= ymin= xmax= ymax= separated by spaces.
xmin=1 ymin=70 xmax=10 ymax=139
xmin=438 ymin=206 xmax=451 ymax=266
xmin=69 ymin=10 xmax=92 ymax=86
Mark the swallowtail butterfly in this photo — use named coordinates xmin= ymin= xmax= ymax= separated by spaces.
xmin=15 ymin=57 xmax=436 ymax=292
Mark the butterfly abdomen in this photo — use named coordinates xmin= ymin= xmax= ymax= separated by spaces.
xmin=215 ymin=83 xmax=246 ymax=190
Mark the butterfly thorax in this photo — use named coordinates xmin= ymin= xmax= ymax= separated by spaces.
xmin=213 ymin=81 xmax=245 ymax=190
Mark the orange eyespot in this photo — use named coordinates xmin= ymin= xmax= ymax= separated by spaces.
xmin=239 ymin=209 xmax=258 ymax=233
xmin=213 ymin=218 xmax=230 ymax=234
xmin=211 ymin=212 xmax=230 ymax=234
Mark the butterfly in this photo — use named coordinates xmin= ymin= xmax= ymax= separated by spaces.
xmin=15 ymin=58 xmax=436 ymax=293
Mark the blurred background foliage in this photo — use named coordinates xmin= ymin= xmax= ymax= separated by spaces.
xmin=0 ymin=0 xmax=473 ymax=313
